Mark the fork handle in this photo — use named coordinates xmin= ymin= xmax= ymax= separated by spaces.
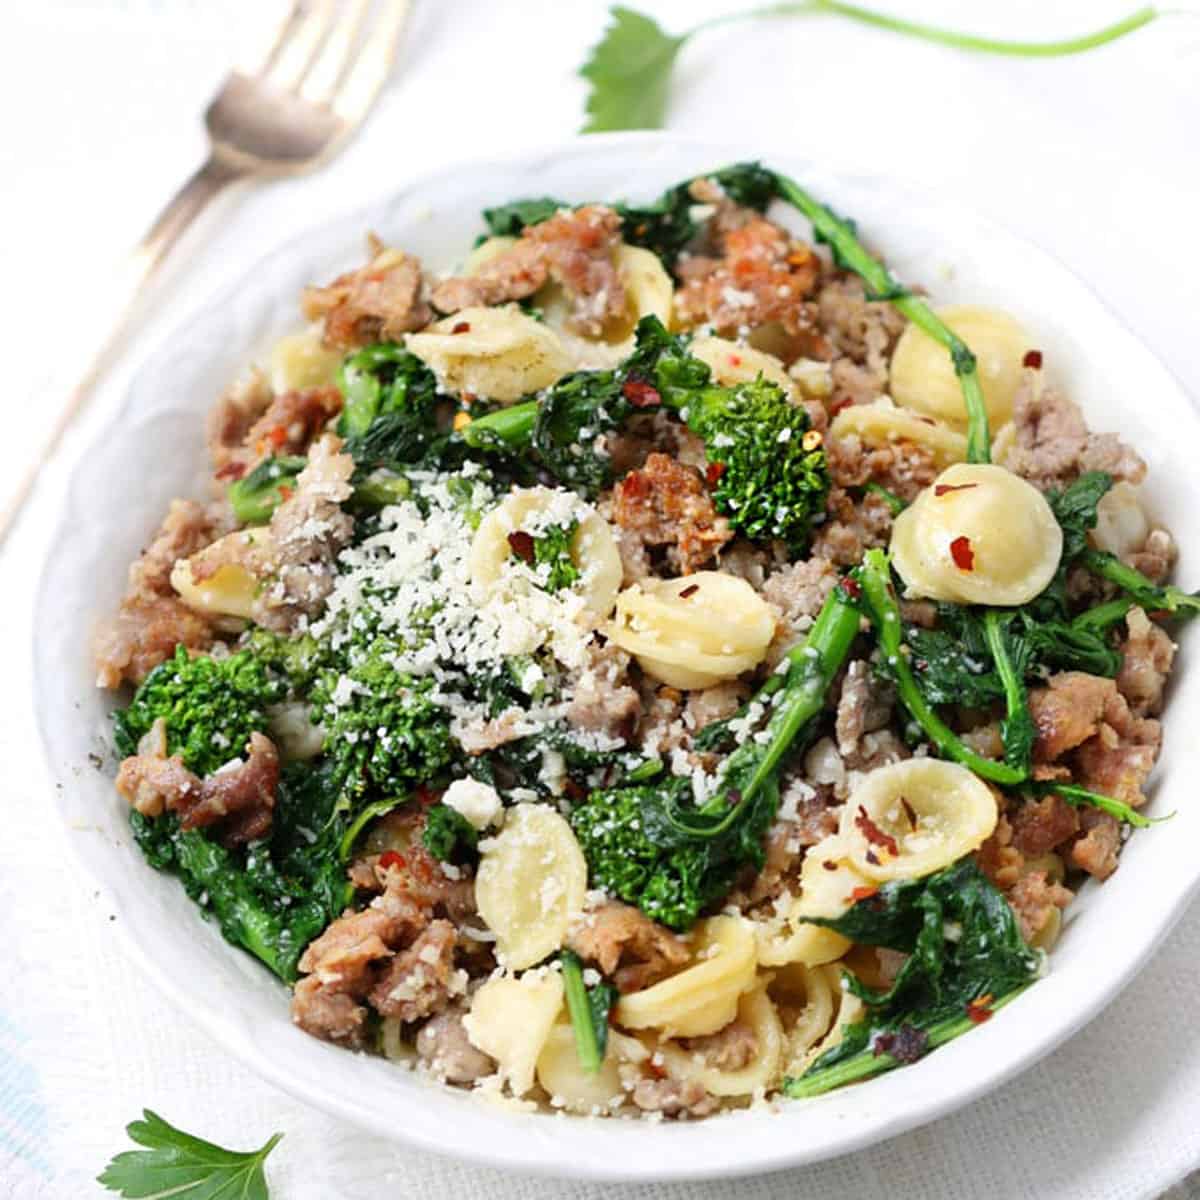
xmin=0 ymin=155 xmax=243 ymax=550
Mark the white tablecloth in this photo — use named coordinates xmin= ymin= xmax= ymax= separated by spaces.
xmin=3 ymin=2 xmax=1199 ymax=1196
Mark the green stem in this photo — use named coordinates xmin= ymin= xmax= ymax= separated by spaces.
xmin=1071 ymin=594 xmax=1136 ymax=634
xmin=772 ymin=173 xmax=990 ymax=463
xmin=461 ymin=400 xmax=539 ymax=451
xmin=981 ymin=611 xmax=1032 ymax=773
xmin=1080 ymin=549 xmax=1200 ymax=619
xmin=561 ymin=950 xmax=604 ymax=1074
xmin=863 ymin=481 xmax=906 ymax=516
xmin=856 ymin=550 xmax=1026 ymax=784
xmin=709 ymin=2 xmax=1160 ymax=58
xmin=1031 ymin=781 xmax=1166 ymax=829
xmin=783 ymin=984 xmax=1029 ymax=1098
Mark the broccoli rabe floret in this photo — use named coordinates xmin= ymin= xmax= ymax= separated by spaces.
xmin=531 ymin=520 xmax=581 ymax=593
xmin=680 ymin=376 xmax=829 ymax=551
xmin=337 ymin=343 xmax=445 ymax=465
xmin=312 ymin=641 xmax=455 ymax=797
xmin=570 ymin=780 xmax=716 ymax=929
xmin=114 ymin=646 xmax=283 ymax=776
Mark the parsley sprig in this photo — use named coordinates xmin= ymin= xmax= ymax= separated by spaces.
xmin=98 ymin=1110 xmax=282 ymax=1199
xmin=580 ymin=4 xmax=1162 ymax=133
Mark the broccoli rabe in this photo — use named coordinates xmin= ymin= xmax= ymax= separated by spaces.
xmin=114 ymin=646 xmax=283 ymax=776
xmin=312 ymin=641 xmax=455 ymax=799
xmin=572 ymin=581 xmax=861 ymax=928
xmin=228 ymin=455 xmax=307 ymax=525
xmin=465 ymin=317 xmax=830 ymax=549
xmin=422 ymin=802 xmax=479 ymax=862
xmin=530 ymin=521 xmax=581 ymax=593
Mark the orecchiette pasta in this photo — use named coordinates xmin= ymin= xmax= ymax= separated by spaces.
xmin=268 ymin=327 xmax=343 ymax=393
xmin=474 ymin=803 xmax=588 ymax=970
xmin=768 ymin=961 xmax=837 ymax=1074
xmin=469 ymin=486 xmax=622 ymax=618
xmin=1091 ymin=481 xmax=1149 ymax=558
xmin=535 ymin=1024 xmax=646 ymax=1113
xmin=890 ymin=462 xmax=1063 ymax=606
xmin=839 ymin=758 xmax=999 ymax=882
xmin=615 ymin=915 xmax=757 ymax=1038
xmin=462 ymin=969 xmax=564 ymax=1096
xmin=889 ymin=305 xmax=1032 ymax=429
xmin=607 ymin=572 xmax=776 ymax=689
xmin=794 ymin=965 xmax=865 ymax=1073
xmin=829 ymin=397 xmax=967 ymax=470
xmin=170 ymin=527 xmax=275 ymax=621
xmin=266 ymin=701 xmax=325 ymax=761
xmin=688 ymin=336 xmax=798 ymax=400
xmin=406 ymin=305 xmax=570 ymax=403
xmin=655 ymin=980 xmax=784 ymax=1096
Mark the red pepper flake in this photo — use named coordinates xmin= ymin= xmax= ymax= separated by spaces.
xmin=822 ymin=860 xmax=838 ymax=872
xmin=621 ymin=376 xmax=661 ymax=408
xmin=378 ymin=850 xmax=406 ymax=871
xmin=838 ymin=576 xmax=862 ymax=600
xmin=934 ymin=482 xmax=978 ymax=497
xmin=966 ymin=995 xmax=995 ymax=1025
xmin=705 ymin=461 xmax=726 ymax=488
xmin=414 ymin=786 xmax=440 ymax=809
xmin=507 ymin=530 xmax=535 ymax=564
xmin=950 ymin=535 xmax=975 ymax=572
xmin=451 ymin=321 xmax=471 ymax=334
xmin=678 ymin=583 xmax=699 ymax=599
xmin=214 ymin=461 xmax=247 ymax=481
xmin=900 ymin=796 xmax=918 ymax=829
xmin=729 ymin=354 xmax=742 ymax=367
xmin=849 ymin=885 xmax=879 ymax=903
xmin=855 ymin=805 xmax=900 ymax=856
xmin=1023 ymin=349 xmax=1043 ymax=369
xmin=278 ymin=485 xmax=293 ymax=503
xmin=874 ymin=1024 xmax=929 ymax=1063
xmin=619 ymin=470 xmax=651 ymax=499
xmin=268 ymin=425 xmax=288 ymax=448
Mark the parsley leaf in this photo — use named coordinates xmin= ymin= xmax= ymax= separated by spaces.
xmin=580 ymin=7 xmax=686 ymax=133
xmin=98 ymin=1110 xmax=282 ymax=1199
xmin=578 ymin=4 xmax=1160 ymax=134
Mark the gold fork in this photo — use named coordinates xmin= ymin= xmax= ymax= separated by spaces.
xmin=2 ymin=0 xmax=410 ymax=547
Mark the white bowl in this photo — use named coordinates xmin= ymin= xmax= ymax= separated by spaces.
xmin=33 ymin=134 xmax=1200 ymax=1182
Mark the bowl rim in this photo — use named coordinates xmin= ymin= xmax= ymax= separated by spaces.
xmin=33 ymin=130 xmax=1200 ymax=1182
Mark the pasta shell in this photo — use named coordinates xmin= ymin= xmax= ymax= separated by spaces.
xmin=268 ymin=328 xmax=342 ymax=393
xmin=890 ymin=462 xmax=1063 ymax=606
xmin=839 ymin=758 xmax=999 ymax=882
xmin=607 ymin=573 xmax=776 ymax=689
xmin=474 ymin=803 xmax=588 ymax=970
xmin=829 ymin=397 xmax=967 ymax=469
xmin=406 ymin=305 xmax=570 ymax=403
xmin=688 ymin=336 xmax=798 ymax=400
xmin=615 ymin=915 xmax=757 ymax=1038
xmin=462 ymin=969 xmax=564 ymax=1096
xmin=889 ymin=305 xmax=1032 ymax=429
xmin=170 ymin=527 xmax=275 ymax=621
xmin=535 ymin=1025 xmax=645 ymax=1113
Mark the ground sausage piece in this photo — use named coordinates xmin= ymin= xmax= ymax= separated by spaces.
xmin=1010 ymin=794 xmax=1079 ymax=857
xmin=115 ymin=746 xmax=197 ymax=819
xmin=835 ymin=659 xmax=894 ymax=759
xmin=625 ymin=1071 xmax=720 ymax=1119
xmin=681 ymin=1021 xmax=758 ymax=1072
xmin=207 ymin=368 xmax=273 ymax=475
xmin=1007 ymin=870 xmax=1073 ymax=944
xmin=432 ymin=205 xmax=626 ymax=338
xmin=566 ymin=642 xmax=641 ymax=743
xmin=826 ymin=434 xmax=938 ymax=502
xmin=685 ymin=681 xmax=750 ymax=732
xmin=817 ymin=275 xmax=906 ymax=402
xmin=761 ymin=556 xmax=838 ymax=665
xmin=228 ymin=387 xmax=344 ymax=481
xmin=611 ymin=453 xmax=732 ymax=575
xmin=1005 ymin=382 xmax=1145 ymax=492
xmin=255 ymin=435 xmax=356 ymax=632
xmin=1072 ymin=689 xmax=1161 ymax=809
xmin=368 ymin=920 xmax=460 ymax=1023
xmin=415 ymin=1007 xmax=496 ymax=1083
xmin=1126 ymin=528 xmax=1176 ymax=584
xmin=1027 ymin=672 xmax=1116 ymax=762
xmin=93 ymin=498 xmax=230 ymax=688
xmin=675 ymin=199 xmax=822 ymax=346
xmin=1070 ymin=810 xmax=1123 ymax=880
xmin=290 ymin=976 xmax=369 ymax=1047
xmin=175 ymin=732 xmax=280 ymax=845
xmin=567 ymin=900 xmax=689 ymax=994
xmin=302 ymin=235 xmax=432 ymax=348
xmin=1116 ymin=607 xmax=1175 ymax=718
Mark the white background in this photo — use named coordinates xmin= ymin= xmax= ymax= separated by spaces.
xmin=1 ymin=2 xmax=1199 ymax=1197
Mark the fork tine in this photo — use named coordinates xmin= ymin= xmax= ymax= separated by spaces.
xmin=300 ymin=0 xmax=372 ymax=104
xmin=329 ymin=0 xmax=410 ymax=125
xmin=261 ymin=0 xmax=338 ymax=92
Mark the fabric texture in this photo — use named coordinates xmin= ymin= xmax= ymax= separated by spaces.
xmin=2 ymin=1 xmax=1199 ymax=1197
